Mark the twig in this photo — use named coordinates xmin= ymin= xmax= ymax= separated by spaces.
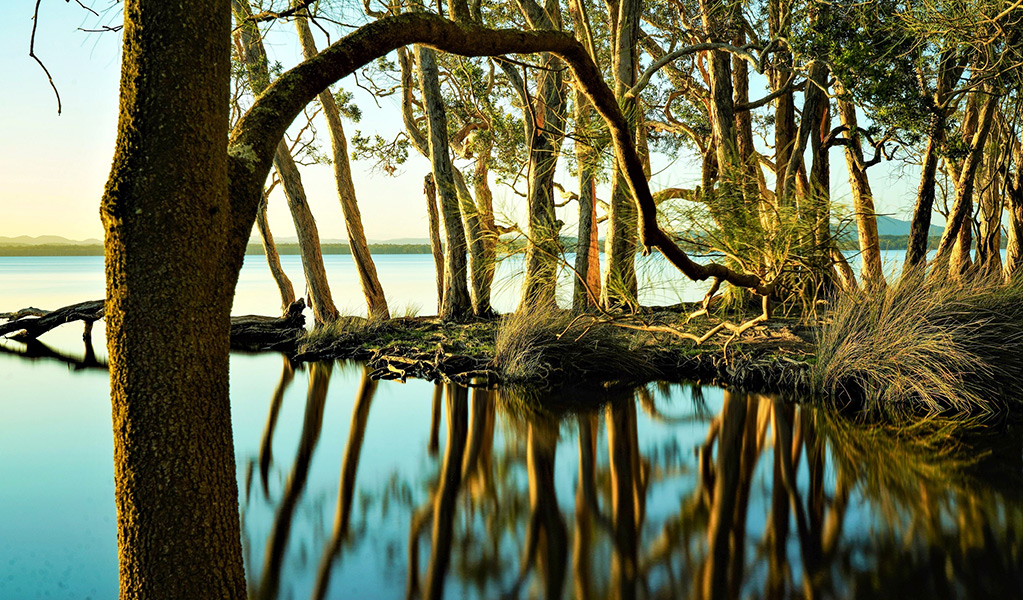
xmin=30 ymin=0 xmax=62 ymax=115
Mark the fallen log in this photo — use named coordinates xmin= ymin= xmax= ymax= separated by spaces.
xmin=1 ymin=298 xmax=307 ymax=352
xmin=0 ymin=300 xmax=104 ymax=340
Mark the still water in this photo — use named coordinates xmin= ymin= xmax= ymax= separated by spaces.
xmin=1 ymin=255 xmax=1021 ymax=598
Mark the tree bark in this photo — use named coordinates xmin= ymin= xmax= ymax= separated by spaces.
xmin=254 ymin=192 xmax=297 ymax=312
xmin=602 ymin=0 xmax=642 ymax=309
xmin=569 ymin=0 xmax=602 ymax=311
xmin=904 ymin=49 xmax=967 ymax=272
xmin=233 ymin=0 xmax=339 ymax=324
xmin=100 ymin=0 xmax=246 ymax=597
xmin=416 ymin=45 xmax=473 ymax=320
xmin=836 ymin=91 xmax=885 ymax=289
xmin=398 ymin=46 xmax=494 ymax=316
xmin=423 ymin=174 xmax=446 ymax=313
xmin=931 ymin=89 xmax=998 ymax=275
xmin=295 ymin=13 xmax=390 ymax=319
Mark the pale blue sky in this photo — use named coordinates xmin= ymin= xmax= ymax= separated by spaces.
xmin=2 ymin=1 xmax=925 ymax=244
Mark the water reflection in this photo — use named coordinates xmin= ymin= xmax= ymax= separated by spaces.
xmin=241 ymin=361 xmax=1023 ymax=599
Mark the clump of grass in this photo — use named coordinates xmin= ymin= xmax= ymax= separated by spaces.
xmin=493 ymin=304 xmax=658 ymax=385
xmin=813 ymin=274 xmax=1023 ymax=417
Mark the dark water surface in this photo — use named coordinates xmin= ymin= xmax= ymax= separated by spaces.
xmin=1 ymin=256 xmax=1021 ymax=598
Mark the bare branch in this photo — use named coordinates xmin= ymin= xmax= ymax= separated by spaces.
xmin=30 ymin=0 xmax=62 ymax=115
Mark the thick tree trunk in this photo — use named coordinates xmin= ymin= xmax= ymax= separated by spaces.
xmin=99 ymin=0 xmax=246 ymax=598
xmin=233 ymin=0 xmax=338 ymax=324
xmin=416 ymin=45 xmax=473 ymax=320
xmin=836 ymin=92 xmax=885 ymax=289
xmin=295 ymin=14 xmax=390 ymax=320
xmin=254 ymin=193 xmax=297 ymax=312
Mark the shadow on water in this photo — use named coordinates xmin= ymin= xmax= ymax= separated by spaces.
xmin=240 ymin=359 xmax=1023 ymax=599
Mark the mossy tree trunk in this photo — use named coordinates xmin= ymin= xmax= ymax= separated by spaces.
xmin=100 ymin=0 xmax=246 ymax=597
xmin=500 ymin=0 xmax=568 ymax=311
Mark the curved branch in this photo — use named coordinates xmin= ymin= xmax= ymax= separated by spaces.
xmin=229 ymin=12 xmax=765 ymax=293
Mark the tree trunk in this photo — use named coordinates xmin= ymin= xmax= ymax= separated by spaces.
xmin=904 ymin=121 xmax=945 ymax=272
xmin=233 ymin=0 xmax=338 ymax=324
xmin=975 ymin=142 xmax=1003 ymax=278
xmin=931 ymin=89 xmax=998 ymax=275
xmin=416 ymin=45 xmax=473 ymax=320
xmin=453 ymin=169 xmax=495 ymax=316
xmin=836 ymin=91 xmax=885 ymax=289
xmin=272 ymin=144 xmax=340 ymax=323
xmin=602 ymin=0 xmax=642 ymax=309
xmin=254 ymin=192 xmax=297 ymax=312
xmin=100 ymin=0 xmax=246 ymax=597
xmin=423 ymin=174 xmax=446 ymax=314
xmin=295 ymin=13 xmax=390 ymax=319
xmin=569 ymin=0 xmax=602 ymax=311
xmin=399 ymin=46 xmax=494 ymax=316
xmin=905 ymin=50 xmax=967 ymax=272
xmin=769 ymin=0 xmax=796 ymax=208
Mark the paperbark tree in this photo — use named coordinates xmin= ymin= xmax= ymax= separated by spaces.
xmin=602 ymin=0 xmax=643 ymax=309
xmin=233 ymin=0 xmax=339 ymax=324
xmin=294 ymin=10 xmax=391 ymax=320
xmin=417 ymin=45 xmax=474 ymax=320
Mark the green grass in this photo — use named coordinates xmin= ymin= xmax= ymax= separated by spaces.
xmin=812 ymin=274 xmax=1023 ymax=418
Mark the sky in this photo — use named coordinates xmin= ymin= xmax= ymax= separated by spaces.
xmin=1 ymin=1 xmax=926 ymax=245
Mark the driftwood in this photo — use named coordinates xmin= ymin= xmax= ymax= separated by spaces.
xmin=0 ymin=300 xmax=104 ymax=340
xmin=1 ymin=298 xmax=307 ymax=352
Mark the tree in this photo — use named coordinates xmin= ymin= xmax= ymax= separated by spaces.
xmin=102 ymin=6 xmax=765 ymax=596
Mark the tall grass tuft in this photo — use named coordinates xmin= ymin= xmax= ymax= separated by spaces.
xmin=493 ymin=305 xmax=658 ymax=385
xmin=813 ymin=273 xmax=1023 ymax=417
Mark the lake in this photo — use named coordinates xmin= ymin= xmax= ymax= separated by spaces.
xmin=1 ymin=254 xmax=1021 ymax=598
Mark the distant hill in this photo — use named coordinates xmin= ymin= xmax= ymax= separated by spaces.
xmin=0 ymin=235 xmax=101 ymax=246
xmin=271 ymin=236 xmax=432 ymax=245
xmin=874 ymin=215 xmax=943 ymax=237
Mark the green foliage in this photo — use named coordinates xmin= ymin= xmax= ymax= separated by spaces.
xmin=813 ymin=274 xmax=1023 ymax=418
xmin=793 ymin=0 xmax=930 ymax=137
xmin=350 ymin=131 xmax=409 ymax=176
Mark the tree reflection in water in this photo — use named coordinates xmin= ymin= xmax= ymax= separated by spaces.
xmin=240 ymin=360 xmax=1023 ymax=599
